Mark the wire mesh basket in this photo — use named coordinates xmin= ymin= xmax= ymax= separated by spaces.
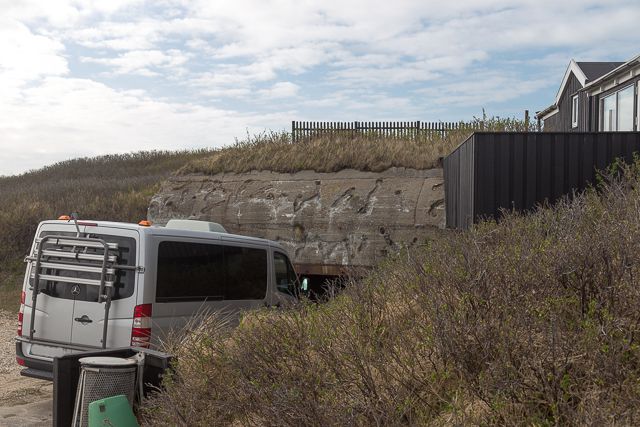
xmin=72 ymin=356 xmax=137 ymax=427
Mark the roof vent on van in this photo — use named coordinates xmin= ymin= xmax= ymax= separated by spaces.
xmin=164 ymin=219 xmax=227 ymax=233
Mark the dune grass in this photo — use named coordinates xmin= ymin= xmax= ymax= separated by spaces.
xmin=180 ymin=115 xmax=534 ymax=176
xmin=0 ymin=150 xmax=214 ymax=311
xmin=142 ymin=160 xmax=640 ymax=426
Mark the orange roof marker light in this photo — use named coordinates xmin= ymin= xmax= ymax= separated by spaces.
xmin=58 ymin=215 xmax=71 ymax=220
xmin=138 ymin=220 xmax=152 ymax=227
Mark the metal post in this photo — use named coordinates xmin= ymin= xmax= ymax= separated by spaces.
xmin=97 ymin=239 xmax=110 ymax=348
xmin=29 ymin=236 xmax=50 ymax=340
xmin=291 ymin=121 xmax=296 ymax=143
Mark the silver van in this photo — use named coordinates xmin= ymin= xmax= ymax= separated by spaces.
xmin=16 ymin=217 xmax=300 ymax=380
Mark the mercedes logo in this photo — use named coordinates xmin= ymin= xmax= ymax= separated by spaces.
xmin=71 ymin=285 xmax=81 ymax=296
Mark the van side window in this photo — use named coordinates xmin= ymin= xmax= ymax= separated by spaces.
xmin=156 ymin=241 xmax=224 ymax=302
xmin=274 ymin=252 xmax=298 ymax=296
xmin=225 ymin=246 xmax=268 ymax=300
xmin=156 ymin=241 xmax=268 ymax=302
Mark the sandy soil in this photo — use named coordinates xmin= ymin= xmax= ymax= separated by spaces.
xmin=0 ymin=310 xmax=52 ymax=426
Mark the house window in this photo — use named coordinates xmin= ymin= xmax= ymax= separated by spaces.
xmin=602 ymin=93 xmax=616 ymax=131
xmin=618 ymin=85 xmax=634 ymax=131
xmin=571 ymin=95 xmax=579 ymax=128
xmin=600 ymin=84 xmax=635 ymax=131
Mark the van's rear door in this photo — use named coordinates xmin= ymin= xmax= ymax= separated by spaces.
xmin=22 ymin=225 xmax=79 ymax=353
xmin=24 ymin=224 xmax=139 ymax=353
xmin=69 ymin=227 xmax=139 ymax=348
xmin=24 ymin=280 xmax=74 ymax=346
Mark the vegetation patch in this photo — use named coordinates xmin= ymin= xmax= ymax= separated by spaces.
xmin=143 ymin=160 xmax=640 ymax=426
xmin=0 ymin=150 xmax=213 ymax=311
xmin=180 ymin=115 xmax=534 ymax=176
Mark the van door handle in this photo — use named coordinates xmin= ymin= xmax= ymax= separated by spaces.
xmin=74 ymin=315 xmax=93 ymax=325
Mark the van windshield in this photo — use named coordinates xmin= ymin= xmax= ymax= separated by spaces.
xmin=33 ymin=231 xmax=136 ymax=302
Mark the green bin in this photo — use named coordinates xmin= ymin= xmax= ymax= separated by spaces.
xmin=88 ymin=394 xmax=139 ymax=427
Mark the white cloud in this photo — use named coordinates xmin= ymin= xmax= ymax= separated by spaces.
xmin=0 ymin=0 xmax=82 ymax=28
xmin=418 ymin=71 xmax=552 ymax=107
xmin=81 ymin=49 xmax=189 ymax=76
xmin=68 ymin=20 xmax=167 ymax=51
xmin=0 ymin=0 xmax=639 ymax=175
xmin=0 ymin=0 xmax=144 ymax=28
xmin=328 ymin=52 xmax=489 ymax=87
xmin=0 ymin=77 xmax=291 ymax=175
xmin=0 ymin=21 xmax=67 ymax=85
xmin=257 ymin=82 xmax=300 ymax=99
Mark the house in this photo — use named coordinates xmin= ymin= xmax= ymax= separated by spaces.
xmin=536 ymin=54 xmax=640 ymax=132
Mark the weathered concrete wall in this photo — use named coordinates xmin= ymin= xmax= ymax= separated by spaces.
xmin=148 ymin=168 xmax=444 ymax=269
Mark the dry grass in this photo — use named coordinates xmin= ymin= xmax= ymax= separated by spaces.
xmin=0 ymin=261 xmax=23 ymax=312
xmin=180 ymin=115 xmax=535 ymax=176
xmin=0 ymin=150 xmax=214 ymax=311
xmin=142 ymin=160 xmax=640 ymax=426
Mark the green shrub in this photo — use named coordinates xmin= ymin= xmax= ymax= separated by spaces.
xmin=142 ymin=160 xmax=640 ymax=426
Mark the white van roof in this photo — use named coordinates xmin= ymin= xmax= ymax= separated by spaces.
xmin=165 ymin=219 xmax=227 ymax=233
xmin=38 ymin=219 xmax=287 ymax=251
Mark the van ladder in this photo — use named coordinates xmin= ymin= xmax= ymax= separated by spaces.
xmin=26 ymin=235 xmax=119 ymax=349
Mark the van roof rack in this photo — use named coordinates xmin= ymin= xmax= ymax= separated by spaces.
xmin=25 ymin=234 xmax=124 ymax=349
xmin=165 ymin=219 xmax=227 ymax=233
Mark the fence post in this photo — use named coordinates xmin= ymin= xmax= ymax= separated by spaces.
xmin=291 ymin=121 xmax=296 ymax=143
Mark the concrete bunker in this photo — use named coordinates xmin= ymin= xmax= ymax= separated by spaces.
xmin=148 ymin=167 xmax=446 ymax=295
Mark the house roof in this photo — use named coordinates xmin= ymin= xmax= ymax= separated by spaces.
xmin=535 ymin=60 xmax=582 ymax=119
xmin=536 ymin=56 xmax=635 ymax=119
xmin=536 ymin=104 xmax=558 ymax=120
xmin=575 ymin=62 xmax=624 ymax=82
xmin=583 ymin=54 xmax=640 ymax=90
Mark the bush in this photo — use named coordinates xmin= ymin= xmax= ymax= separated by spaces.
xmin=142 ymin=160 xmax=640 ymax=426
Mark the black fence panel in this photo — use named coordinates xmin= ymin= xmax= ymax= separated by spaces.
xmin=292 ymin=120 xmax=479 ymax=142
xmin=444 ymin=135 xmax=476 ymax=229
xmin=444 ymin=132 xmax=640 ymax=229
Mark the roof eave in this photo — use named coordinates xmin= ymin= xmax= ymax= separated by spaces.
xmin=582 ymin=54 xmax=640 ymax=90
xmin=535 ymin=104 xmax=558 ymax=120
xmin=553 ymin=59 xmax=587 ymax=106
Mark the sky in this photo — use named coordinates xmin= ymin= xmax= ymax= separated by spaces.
xmin=1 ymin=0 xmax=639 ymax=176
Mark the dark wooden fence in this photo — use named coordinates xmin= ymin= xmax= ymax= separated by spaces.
xmin=291 ymin=120 xmax=476 ymax=142
xmin=444 ymin=132 xmax=640 ymax=229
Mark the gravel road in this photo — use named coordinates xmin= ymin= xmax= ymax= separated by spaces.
xmin=0 ymin=310 xmax=52 ymax=426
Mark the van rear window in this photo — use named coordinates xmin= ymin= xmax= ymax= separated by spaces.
xmin=34 ymin=231 xmax=136 ymax=302
xmin=156 ymin=241 xmax=267 ymax=302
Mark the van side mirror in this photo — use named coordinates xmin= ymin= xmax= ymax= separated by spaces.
xmin=300 ymin=277 xmax=309 ymax=293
